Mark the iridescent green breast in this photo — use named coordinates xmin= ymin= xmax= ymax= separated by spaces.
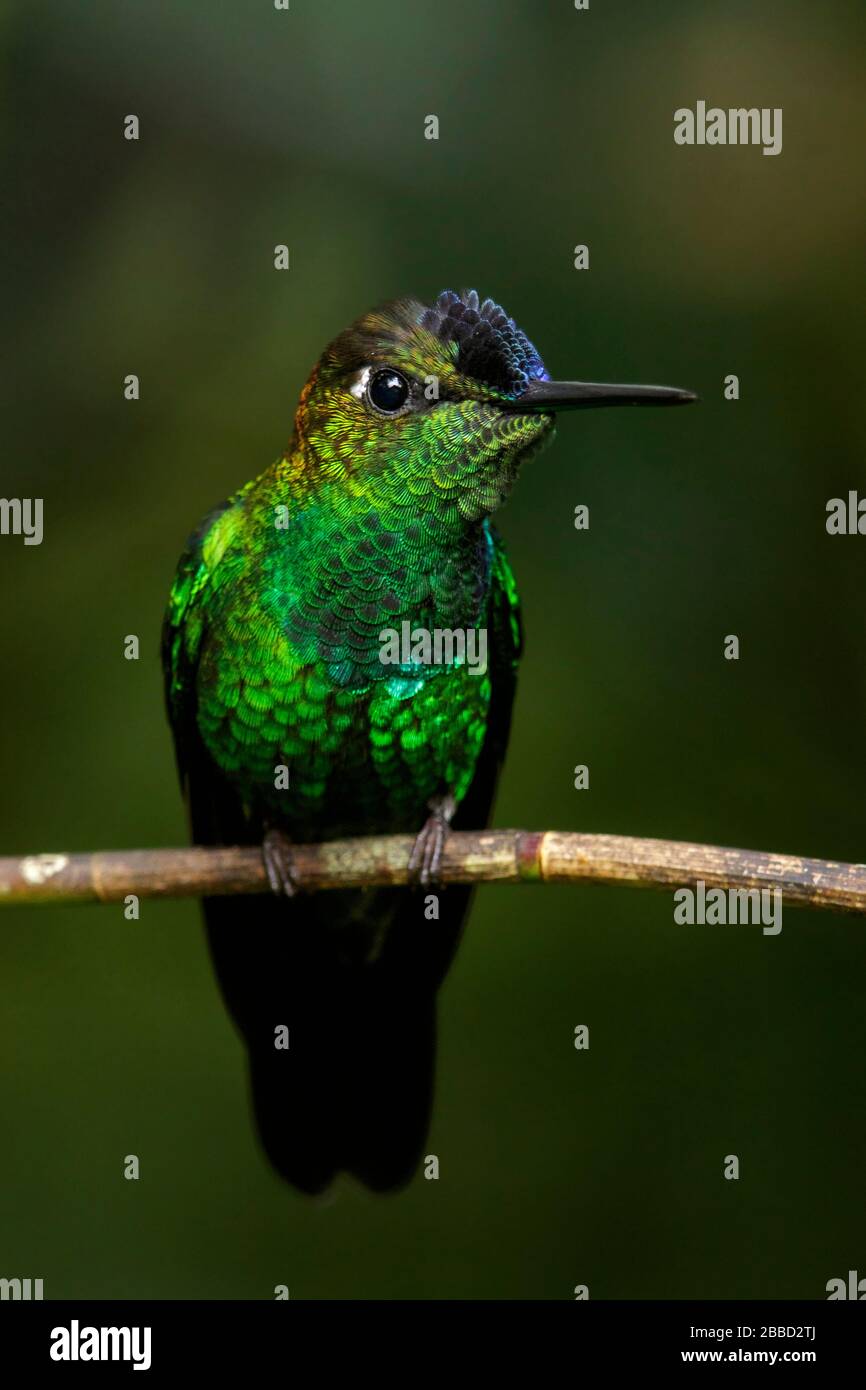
xmin=165 ymin=478 xmax=516 ymax=839
xmin=197 ymin=644 xmax=491 ymax=838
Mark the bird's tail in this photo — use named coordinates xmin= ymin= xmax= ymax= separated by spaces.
xmin=247 ymin=964 xmax=437 ymax=1194
xmin=204 ymin=887 xmax=464 ymax=1194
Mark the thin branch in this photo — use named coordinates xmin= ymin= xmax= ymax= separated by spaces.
xmin=0 ymin=831 xmax=864 ymax=914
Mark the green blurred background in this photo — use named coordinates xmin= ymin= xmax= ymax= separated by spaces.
xmin=2 ymin=0 xmax=865 ymax=1299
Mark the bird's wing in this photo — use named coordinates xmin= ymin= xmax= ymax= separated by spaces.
xmin=161 ymin=497 xmax=254 ymax=847
xmin=452 ymin=522 xmax=523 ymax=832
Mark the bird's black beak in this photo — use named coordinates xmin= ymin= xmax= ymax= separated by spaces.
xmin=504 ymin=379 xmax=698 ymax=411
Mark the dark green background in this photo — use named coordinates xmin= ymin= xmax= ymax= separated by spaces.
xmin=2 ymin=0 xmax=864 ymax=1299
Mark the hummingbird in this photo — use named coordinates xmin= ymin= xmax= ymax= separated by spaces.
xmin=162 ymin=289 xmax=695 ymax=1195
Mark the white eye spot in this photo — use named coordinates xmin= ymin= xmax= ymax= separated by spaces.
xmin=349 ymin=366 xmax=371 ymax=402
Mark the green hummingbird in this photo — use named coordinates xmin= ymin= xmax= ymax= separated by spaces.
xmin=162 ymin=289 xmax=694 ymax=1194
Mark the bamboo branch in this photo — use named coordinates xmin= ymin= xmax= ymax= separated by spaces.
xmin=0 ymin=831 xmax=864 ymax=914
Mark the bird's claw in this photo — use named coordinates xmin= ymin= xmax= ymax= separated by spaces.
xmin=408 ymin=794 xmax=456 ymax=888
xmin=262 ymin=828 xmax=301 ymax=898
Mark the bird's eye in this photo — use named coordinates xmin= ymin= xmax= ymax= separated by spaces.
xmin=367 ymin=368 xmax=410 ymax=414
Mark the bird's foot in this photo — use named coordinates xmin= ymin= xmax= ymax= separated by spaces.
xmin=408 ymin=793 xmax=456 ymax=888
xmin=262 ymin=828 xmax=301 ymax=898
